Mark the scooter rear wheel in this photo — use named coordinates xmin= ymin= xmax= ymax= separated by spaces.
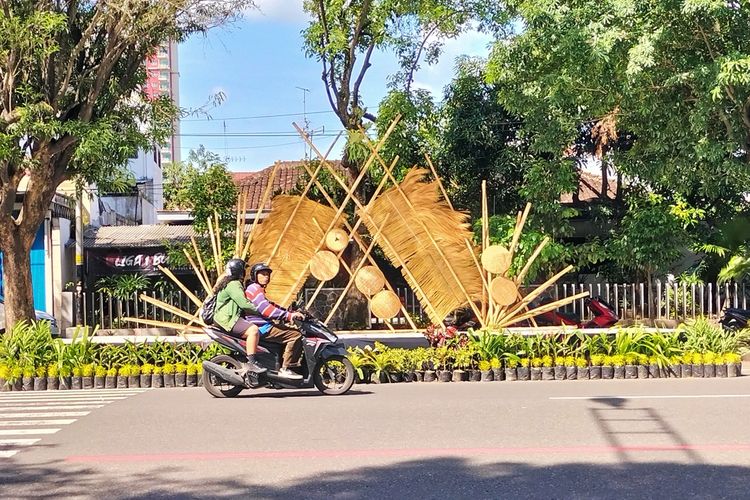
xmin=313 ymin=355 xmax=355 ymax=395
xmin=203 ymin=354 xmax=244 ymax=398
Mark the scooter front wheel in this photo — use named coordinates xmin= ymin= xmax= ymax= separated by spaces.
xmin=202 ymin=354 xmax=244 ymax=398
xmin=313 ymin=355 xmax=355 ymax=395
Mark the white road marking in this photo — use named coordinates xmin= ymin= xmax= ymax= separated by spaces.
xmin=0 ymin=429 xmax=60 ymax=435
xmin=0 ymin=419 xmax=76 ymax=426
xmin=0 ymin=450 xmax=18 ymax=458
xmin=0 ymin=438 xmax=40 ymax=446
xmin=0 ymin=411 xmax=90 ymax=418
xmin=0 ymin=405 xmax=105 ymax=411
xmin=0 ymin=397 xmax=128 ymax=403
xmin=0 ymin=391 xmax=143 ymax=398
xmin=550 ymin=394 xmax=750 ymax=400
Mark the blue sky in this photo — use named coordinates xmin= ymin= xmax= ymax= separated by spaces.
xmin=178 ymin=0 xmax=493 ymax=172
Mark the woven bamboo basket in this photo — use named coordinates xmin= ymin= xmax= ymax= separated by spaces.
xmin=325 ymin=228 xmax=349 ymax=252
xmin=310 ymin=250 xmax=340 ymax=281
xmin=355 ymin=266 xmax=386 ymax=296
xmin=370 ymin=290 xmax=401 ymax=319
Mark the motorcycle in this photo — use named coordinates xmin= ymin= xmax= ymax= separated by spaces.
xmin=446 ymin=296 xmax=619 ymax=329
xmin=201 ymin=309 xmax=355 ymax=398
xmin=720 ymin=307 xmax=750 ymax=331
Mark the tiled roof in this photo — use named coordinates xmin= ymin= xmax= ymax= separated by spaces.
xmin=84 ymin=225 xmax=196 ymax=248
xmin=560 ymin=171 xmax=618 ymax=203
xmin=232 ymin=160 xmax=344 ymax=211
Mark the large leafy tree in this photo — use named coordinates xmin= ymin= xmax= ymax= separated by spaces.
xmin=0 ymin=0 xmax=252 ymax=327
xmin=487 ymin=0 xmax=750 ymax=223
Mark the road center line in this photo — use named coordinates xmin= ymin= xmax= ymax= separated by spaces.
xmin=0 ymin=419 xmax=76 ymax=426
xmin=0 ymin=411 xmax=90 ymax=418
xmin=0 ymin=405 xmax=105 ymax=411
xmin=0 ymin=429 xmax=60 ymax=435
xmin=549 ymin=394 xmax=750 ymax=400
xmin=0 ymin=450 xmax=19 ymax=458
xmin=0 ymin=438 xmax=40 ymax=446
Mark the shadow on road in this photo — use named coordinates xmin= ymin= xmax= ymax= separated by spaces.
xmin=2 ymin=456 xmax=749 ymax=499
xmin=235 ymin=389 xmax=373 ymax=399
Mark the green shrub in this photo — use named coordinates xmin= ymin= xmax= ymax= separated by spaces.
xmin=478 ymin=360 xmax=491 ymax=371
xmin=117 ymin=365 xmax=130 ymax=377
xmin=703 ymin=352 xmax=716 ymax=365
xmin=153 ymin=366 xmax=163 ymax=375
xmin=72 ymin=366 xmax=82 ymax=377
xmin=186 ymin=363 xmax=198 ymax=375
xmin=590 ymin=354 xmax=604 ymax=366
xmin=0 ymin=364 xmax=9 ymax=379
xmin=519 ymin=357 xmax=530 ymax=367
xmin=723 ymin=353 xmax=742 ymax=364
xmin=624 ymin=353 xmax=638 ymax=366
xmin=47 ymin=365 xmax=59 ymax=378
xmin=574 ymin=357 xmax=588 ymax=368
xmin=541 ymin=355 xmax=553 ymax=367
xmin=106 ymin=367 xmax=118 ymax=377
xmin=490 ymin=357 xmax=501 ymax=369
xmin=82 ymin=364 xmax=94 ymax=377
xmin=530 ymin=357 xmax=542 ymax=368
xmin=129 ymin=364 xmax=141 ymax=376
xmin=162 ymin=363 xmax=175 ymax=374
xmin=95 ymin=365 xmax=107 ymax=378
xmin=611 ymin=355 xmax=625 ymax=367
xmin=35 ymin=366 xmax=47 ymax=378
xmin=141 ymin=363 xmax=154 ymax=375
xmin=563 ymin=356 xmax=575 ymax=367
xmin=175 ymin=362 xmax=187 ymax=374
xmin=691 ymin=353 xmax=704 ymax=365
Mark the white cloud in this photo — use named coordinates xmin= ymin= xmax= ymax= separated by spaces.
xmin=247 ymin=0 xmax=309 ymax=24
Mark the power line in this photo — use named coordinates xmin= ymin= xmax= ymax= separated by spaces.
xmin=177 ymin=131 xmax=344 ymax=138
xmin=177 ymin=141 xmax=302 ymax=151
xmin=180 ymin=110 xmax=335 ymax=122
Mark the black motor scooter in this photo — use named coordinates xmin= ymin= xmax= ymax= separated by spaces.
xmin=720 ymin=307 xmax=750 ymax=331
xmin=201 ymin=310 xmax=355 ymax=398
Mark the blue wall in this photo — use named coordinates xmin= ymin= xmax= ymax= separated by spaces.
xmin=0 ymin=226 xmax=46 ymax=311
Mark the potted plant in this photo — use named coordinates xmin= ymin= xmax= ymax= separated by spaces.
xmin=94 ymin=365 xmax=106 ymax=389
xmin=140 ymin=363 xmax=154 ymax=388
xmin=588 ymin=355 xmax=602 ymax=379
xmin=117 ymin=365 xmax=129 ymax=388
xmin=152 ymin=365 xmax=164 ymax=388
xmin=478 ymin=360 xmax=493 ymax=382
xmin=399 ymin=350 xmax=415 ymax=382
xmin=162 ymin=363 xmax=176 ymax=388
xmin=0 ymin=364 xmax=8 ymax=391
xmin=490 ymin=357 xmax=504 ymax=381
xmin=541 ymin=355 xmax=555 ymax=380
xmin=691 ymin=353 xmax=704 ymax=378
xmin=82 ymin=364 xmax=95 ymax=389
xmin=128 ymin=364 xmax=141 ymax=388
xmin=388 ymin=351 xmax=404 ymax=383
xmin=681 ymin=352 xmax=693 ymax=378
xmin=71 ymin=366 xmax=83 ymax=390
xmin=648 ymin=355 xmax=662 ymax=379
xmin=10 ymin=366 xmax=22 ymax=391
xmin=174 ymin=362 xmax=187 ymax=387
xmin=624 ymin=354 xmax=638 ymax=379
xmin=517 ymin=358 xmax=530 ymax=381
xmin=451 ymin=349 xmax=469 ymax=382
xmin=702 ymin=352 xmax=716 ymax=378
xmin=530 ymin=357 xmax=543 ymax=381
xmin=552 ymin=357 xmax=566 ymax=381
xmin=22 ymin=365 xmax=35 ymax=391
xmin=601 ymin=356 xmax=614 ymax=379
xmin=45 ymin=365 xmax=59 ymax=390
xmin=564 ymin=356 xmax=576 ymax=380
xmin=34 ymin=366 xmax=47 ymax=391
xmin=575 ymin=357 xmax=589 ymax=380
xmin=186 ymin=363 xmax=198 ymax=387
xmin=105 ymin=367 xmax=117 ymax=389
xmin=422 ymin=350 xmax=437 ymax=382
xmin=715 ymin=355 xmax=728 ymax=378
xmin=635 ymin=354 xmax=648 ymax=379
xmin=725 ymin=353 xmax=742 ymax=377
xmin=612 ymin=355 xmax=625 ymax=379
xmin=58 ymin=366 xmax=72 ymax=390
xmin=668 ymin=356 xmax=682 ymax=378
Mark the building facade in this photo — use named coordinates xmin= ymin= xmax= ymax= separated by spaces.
xmin=145 ymin=41 xmax=180 ymax=166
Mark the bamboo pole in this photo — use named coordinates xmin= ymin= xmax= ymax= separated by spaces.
xmin=424 ymin=153 xmax=454 ymax=210
xmin=241 ymin=161 xmax=281 ymax=260
xmin=514 ymin=237 xmax=550 ymax=285
xmin=508 ymin=203 xmax=531 ymax=264
xmin=482 ymin=180 xmax=491 ymax=324
xmin=139 ymin=294 xmax=203 ymax=324
xmin=190 ymin=236 xmax=212 ymax=288
xmin=213 ymin=211 xmax=223 ymax=265
xmin=183 ymin=248 xmax=212 ymax=294
xmin=156 ymin=265 xmax=202 ymax=307
xmin=465 ymin=239 xmax=489 ymax=292
xmin=494 ymin=264 xmax=577 ymax=324
xmin=121 ymin=317 xmax=205 ymax=333
xmin=206 ymin=216 xmax=221 ymax=275
xmin=496 ymin=292 xmax=589 ymax=328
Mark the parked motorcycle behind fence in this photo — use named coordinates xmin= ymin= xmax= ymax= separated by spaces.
xmin=202 ymin=308 xmax=355 ymax=398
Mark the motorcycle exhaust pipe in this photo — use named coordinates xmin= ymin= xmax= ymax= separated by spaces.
xmin=202 ymin=361 xmax=246 ymax=387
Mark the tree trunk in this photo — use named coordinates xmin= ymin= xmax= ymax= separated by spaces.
xmin=0 ymin=228 xmax=36 ymax=326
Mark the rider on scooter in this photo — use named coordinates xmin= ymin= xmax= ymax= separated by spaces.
xmin=245 ymin=263 xmax=305 ymax=380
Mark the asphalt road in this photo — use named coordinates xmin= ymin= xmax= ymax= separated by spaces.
xmin=2 ymin=376 xmax=750 ymax=499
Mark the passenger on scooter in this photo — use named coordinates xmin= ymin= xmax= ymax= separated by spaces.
xmin=245 ymin=262 xmax=305 ymax=380
xmin=212 ymin=258 xmax=267 ymax=374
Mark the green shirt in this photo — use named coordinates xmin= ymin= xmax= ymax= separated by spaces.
xmin=212 ymin=280 xmax=259 ymax=332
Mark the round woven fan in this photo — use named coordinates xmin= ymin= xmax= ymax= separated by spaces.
xmin=325 ymin=228 xmax=349 ymax=252
xmin=490 ymin=276 xmax=518 ymax=306
xmin=370 ymin=290 xmax=401 ymax=319
xmin=481 ymin=245 xmax=512 ymax=275
xmin=355 ymin=266 xmax=386 ymax=296
xmin=310 ymin=250 xmax=340 ymax=281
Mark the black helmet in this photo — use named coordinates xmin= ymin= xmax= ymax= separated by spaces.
xmin=225 ymin=258 xmax=247 ymax=280
xmin=250 ymin=262 xmax=273 ymax=283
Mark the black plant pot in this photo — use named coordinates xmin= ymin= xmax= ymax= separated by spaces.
xmin=577 ymin=366 xmax=589 ymax=380
xmin=601 ymin=366 xmax=614 ymax=379
xmin=517 ymin=366 xmax=530 ymax=381
xmin=553 ymin=366 xmax=566 ymax=380
xmin=415 ymin=370 xmax=425 ymax=382
xmin=681 ymin=364 xmax=692 ymax=378
xmin=452 ymin=370 xmax=468 ymax=382
xmin=590 ymin=366 xmax=602 ymax=380
xmin=566 ymin=366 xmax=577 ymax=380
xmin=116 ymin=376 xmax=128 ymax=389
xmin=530 ymin=367 xmax=542 ymax=381
xmin=669 ymin=365 xmax=682 ymax=378
xmin=83 ymin=377 xmax=94 ymax=389
xmin=636 ymin=365 xmax=648 ymax=379
xmin=542 ymin=367 xmax=555 ymax=381
xmin=625 ymin=365 xmax=638 ymax=379
xmin=186 ymin=373 xmax=198 ymax=387
xmin=175 ymin=373 xmax=187 ymax=387
xmin=22 ymin=377 xmax=34 ymax=391
xmin=492 ymin=368 xmax=504 ymax=381
xmin=728 ymin=363 xmax=740 ymax=377
xmin=371 ymin=372 xmax=388 ymax=384
xmin=469 ymin=369 xmax=482 ymax=382
xmin=704 ymin=364 xmax=716 ymax=378
xmin=388 ymin=372 xmax=403 ymax=383
xmin=11 ymin=379 xmax=22 ymax=391
xmin=104 ymin=376 xmax=116 ymax=389
xmin=128 ymin=375 xmax=140 ymax=388
xmin=152 ymin=374 xmax=164 ymax=388
xmin=506 ymin=367 xmax=519 ymax=381
xmin=33 ymin=377 xmax=47 ymax=391
xmin=59 ymin=376 xmax=71 ymax=390
xmin=480 ymin=370 xmax=493 ymax=382
xmin=716 ymin=364 xmax=728 ymax=378
xmin=423 ymin=370 xmax=437 ymax=382
xmin=613 ymin=366 xmax=625 ymax=379
xmin=438 ymin=370 xmax=452 ymax=382
xmin=734 ymin=363 xmax=743 ymax=377
xmin=648 ymin=364 xmax=661 ymax=378
xmin=71 ymin=377 xmax=82 ymax=390
xmin=0 ymin=379 xmax=8 ymax=392
xmin=163 ymin=374 xmax=175 ymax=388
xmin=94 ymin=376 xmax=106 ymax=389
xmin=692 ymin=364 xmax=704 ymax=378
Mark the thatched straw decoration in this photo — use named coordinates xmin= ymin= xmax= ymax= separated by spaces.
xmin=241 ymin=162 xmax=280 ymax=260
xmin=361 ymin=169 xmax=483 ymax=324
xmin=247 ymin=195 xmax=341 ymax=306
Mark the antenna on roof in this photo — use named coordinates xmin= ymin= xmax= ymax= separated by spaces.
xmin=295 ymin=86 xmax=311 ymax=159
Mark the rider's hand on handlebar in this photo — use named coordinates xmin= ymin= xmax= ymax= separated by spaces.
xmin=290 ymin=311 xmax=305 ymax=321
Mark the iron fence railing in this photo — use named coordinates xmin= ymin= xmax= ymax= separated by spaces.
xmin=76 ymin=280 xmax=743 ymax=330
